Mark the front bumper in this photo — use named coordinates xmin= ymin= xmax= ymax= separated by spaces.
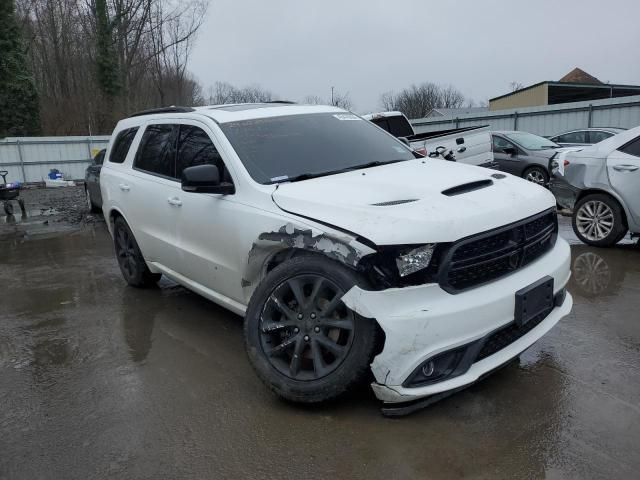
xmin=341 ymin=237 xmax=572 ymax=405
xmin=549 ymin=178 xmax=581 ymax=211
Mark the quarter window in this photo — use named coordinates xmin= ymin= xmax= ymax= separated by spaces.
xmin=109 ymin=127 xmax=139 ymax=164
xmin=176 ymin=125 xmax=223 ymax=178
xmin=134 ymin=124 xmax=178 ymax=179
xmin=619 ymin=136 xmax=640 ymax=157
xmin=588 ymin=131 xmax=613 ymax=144
xmin=554 ymin=131 xmax=587 ymax=144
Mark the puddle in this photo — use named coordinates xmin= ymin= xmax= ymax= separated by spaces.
xmin=0 ymin=208 xmax=59 ymax=224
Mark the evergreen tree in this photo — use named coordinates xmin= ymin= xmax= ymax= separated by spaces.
xmin=0 ymin=0 xmax=41 ymax=137
xmin=95 ymin=0 xmax=120 ymax=97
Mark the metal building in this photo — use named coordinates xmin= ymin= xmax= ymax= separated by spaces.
xmin=411 ymin=95 xmax=640 ymax=137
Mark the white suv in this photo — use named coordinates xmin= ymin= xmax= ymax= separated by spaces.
xmin=101 ymin=103 xmax=572 ymax=415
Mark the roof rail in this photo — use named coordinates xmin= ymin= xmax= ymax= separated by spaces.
xmin=265 ymin=100 xmax=296 ymax=104
xmin=129 ymin=106 xmax=196 ymax=118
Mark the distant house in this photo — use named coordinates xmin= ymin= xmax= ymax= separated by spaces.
xmin=426 ymin=107 xmax=488 ymax=118
xmin=489 ymin=68 xmax=640 ymax=111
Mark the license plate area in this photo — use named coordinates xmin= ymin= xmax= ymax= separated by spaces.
xmin=515 ymin=276 xmax=554 ymax=327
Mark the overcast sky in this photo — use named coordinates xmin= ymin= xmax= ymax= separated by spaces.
xmin=190 ymin=0 xmax=640 ymax=113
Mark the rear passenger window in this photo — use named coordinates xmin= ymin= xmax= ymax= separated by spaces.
xmin=386 ymin=116 xmax=414 ymax=138
xmin=619 ymin=136 xmax=640 ymax=157
xmin=176 ymin=125 xmax=223 ymax=178
xmin=555 ymin=131 xmax=587 ymax=144
xmin=134 ymin=124 xmax=178 ymax=179
xmin=109 ymin=127 xmax=139 ymax=164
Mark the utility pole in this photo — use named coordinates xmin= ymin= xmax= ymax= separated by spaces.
xmin=331 ymin=86 xmax=335 ymax=106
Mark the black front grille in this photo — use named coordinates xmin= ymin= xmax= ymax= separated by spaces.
xmin=439 ymin=209 xmax=557 ymax=293
xmin=475 ymin=307 xmax=552 ymax=362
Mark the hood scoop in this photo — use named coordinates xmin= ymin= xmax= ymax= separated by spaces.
xmin=441 ymin=179 xmax=493 ymax=197
xmin=371 ymin=199 xmax=419 ymax=206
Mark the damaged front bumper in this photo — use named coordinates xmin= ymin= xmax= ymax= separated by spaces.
xmin=341 ymin=238 xmax=572 ymax=411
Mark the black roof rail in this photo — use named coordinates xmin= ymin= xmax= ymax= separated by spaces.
xmin=129 ymin=106 xmax=196 ymax=118
xmin=265 ymin=100 xmax=296 ymax=104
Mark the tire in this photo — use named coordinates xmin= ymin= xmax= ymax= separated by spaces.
xmin=3 ymin=201 xmax=13 ymax=216
xmin=522 ymin=166 xmax=549 ymax=186
xmin=244 ymin=255 xmax=379 ymax=404
xmin=85 ymin=187 xmax=100 ymax=213
xmin=572 ymin=193 xmax=627 ymax=247
xmin=113 ymin=216 xmax=161 ymax=287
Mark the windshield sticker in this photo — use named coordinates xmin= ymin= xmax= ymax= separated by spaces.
xmin=333 ymin=114 xmax=361 ymax=121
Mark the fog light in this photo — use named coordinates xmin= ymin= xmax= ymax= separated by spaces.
xmin=421 ymin=361 xmax=435 ymax=377
xmin=404 ymin=347 xmax=468 ymax=388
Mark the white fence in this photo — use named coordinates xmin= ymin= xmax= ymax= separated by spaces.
xmin=0 ymin=136 xmax=110 ymax=183
xmin=410 ymin=95 xmax=640 ymax=136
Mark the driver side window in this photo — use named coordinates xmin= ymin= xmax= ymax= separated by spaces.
xmin=492 ymin=135 xmax=515 ymax=152
xmin=176 ymin=125 xmax=232 ymax=182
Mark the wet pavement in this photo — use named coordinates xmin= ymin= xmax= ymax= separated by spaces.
xmin=1 ymin=215 xmax=639 ymax=479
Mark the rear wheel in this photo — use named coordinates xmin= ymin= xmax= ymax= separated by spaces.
xmin=572 ymin=193 xmax=627 ymax=247
xmin=113 ymin=217 xmax=161 ymax=287
xmin=522 ymin=166 xmax=549 ymax=186
xmin=244 ymin=255 xmax=379 ymax=403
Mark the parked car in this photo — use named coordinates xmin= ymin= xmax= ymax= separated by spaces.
xmin=548 ymin=127 xmax=626 ymax=147
xmin=363 ymin=111 xmax=497 ymax=168
xmin=101 ymin=103 xmax=572 ymax=415
xmin=549 ymin=125 xmax=640 ymax=246
xmin=491 ymin=131 xmax=562 ymax=186
xmin=85 ymin=148 xmax=105 ymax=212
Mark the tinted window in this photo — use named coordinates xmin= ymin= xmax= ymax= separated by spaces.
xmin=619 ymin=136 xmax=640 ymax=157
xmin=220 ymin=113 xmax=415 ymax=184
xmin=503 ymin=132 xmax=559 ymax=150
xmin=176 ymin=125 xmax=223 ymax=178
xmin=109 ymin=127 xmax=139 ymax=164
xmin=588 ymin=131 xmax=613 ymax=144
xmin=386 ymin=116 xmax=414 ymax=137
xmin=370 ymin=117 xmax=390 ymax=133
xmin=134 ymin=124 xmax=178 ymax=179
xmin=554 ymin=131 xmax=588 ymax=144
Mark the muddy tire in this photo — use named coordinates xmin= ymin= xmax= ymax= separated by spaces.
xmin=244 ymin=255 xmax=379 ymax=404
xmin=572 ymin=193 xmax=627 ymax=247
xmin=113 ymin=217 xmax=161 ymax=287
xmin=85 ymin=187 xmax=100 ymax=213
xmin=522 ymin=166 xmax=549 ymax=186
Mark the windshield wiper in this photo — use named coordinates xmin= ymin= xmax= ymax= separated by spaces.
xmin=277 ymin=159 xmax=410 ymax=184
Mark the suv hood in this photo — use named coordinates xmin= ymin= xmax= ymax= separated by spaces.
xmin=272 ymin=159 xmax=555 ymax=245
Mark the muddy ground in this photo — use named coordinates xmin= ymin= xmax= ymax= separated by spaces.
xmin=1 ymin=188 xmax=639 ymax=479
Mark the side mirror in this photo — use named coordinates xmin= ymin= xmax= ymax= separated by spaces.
xmin=503 ymin=147 xmax=517 ymax=156
xmin=398 ymin=137 xmax=410 ymax=147
xmin=181 ymin=164 xmax=235 ymax=195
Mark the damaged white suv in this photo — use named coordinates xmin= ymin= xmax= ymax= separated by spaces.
xmin=101 ymin=103 xmax=572 ymax=415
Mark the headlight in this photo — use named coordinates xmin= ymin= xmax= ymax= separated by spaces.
xmin=396 ymin=244 xmax=436 ymax=277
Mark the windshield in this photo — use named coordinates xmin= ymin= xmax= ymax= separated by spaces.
xmin=503 ymin=132 xmax=560 ymax=150
xmin=219 ymin=112 xmax=415 ymax=184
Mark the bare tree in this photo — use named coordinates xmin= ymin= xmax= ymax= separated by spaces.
xmin=205 ymin=81 xmax=274 ymax=104
xmin=378 ymin=82 xmax=466 ymax=119
xmin=302 ymin=90 xmax=353 ymax=110
xmin=509 ymin=81 xmax=524 ymax=92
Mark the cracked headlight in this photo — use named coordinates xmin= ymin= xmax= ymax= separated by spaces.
xmin=396 ymin=244 xmax=436 ymax=277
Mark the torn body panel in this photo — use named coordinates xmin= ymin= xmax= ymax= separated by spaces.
xmin=242 ymin=222 xmax=375 ymax=301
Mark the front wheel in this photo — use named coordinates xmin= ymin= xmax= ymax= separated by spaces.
xmin=244 ymin=255 xmax=379 ymax=403
xmin=572 ymin=194 xmax=627 ymax=247
xmin=522 ymin=166 xmax=549 ymax=186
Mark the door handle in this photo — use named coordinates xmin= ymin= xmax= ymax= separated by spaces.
xmin=613 ymin=164 xmax=639 ymax=172
xmin=118 ymin=183 xmax=130 ymax=191
xmin=167 ymin=197 xmax=182 ymax=207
